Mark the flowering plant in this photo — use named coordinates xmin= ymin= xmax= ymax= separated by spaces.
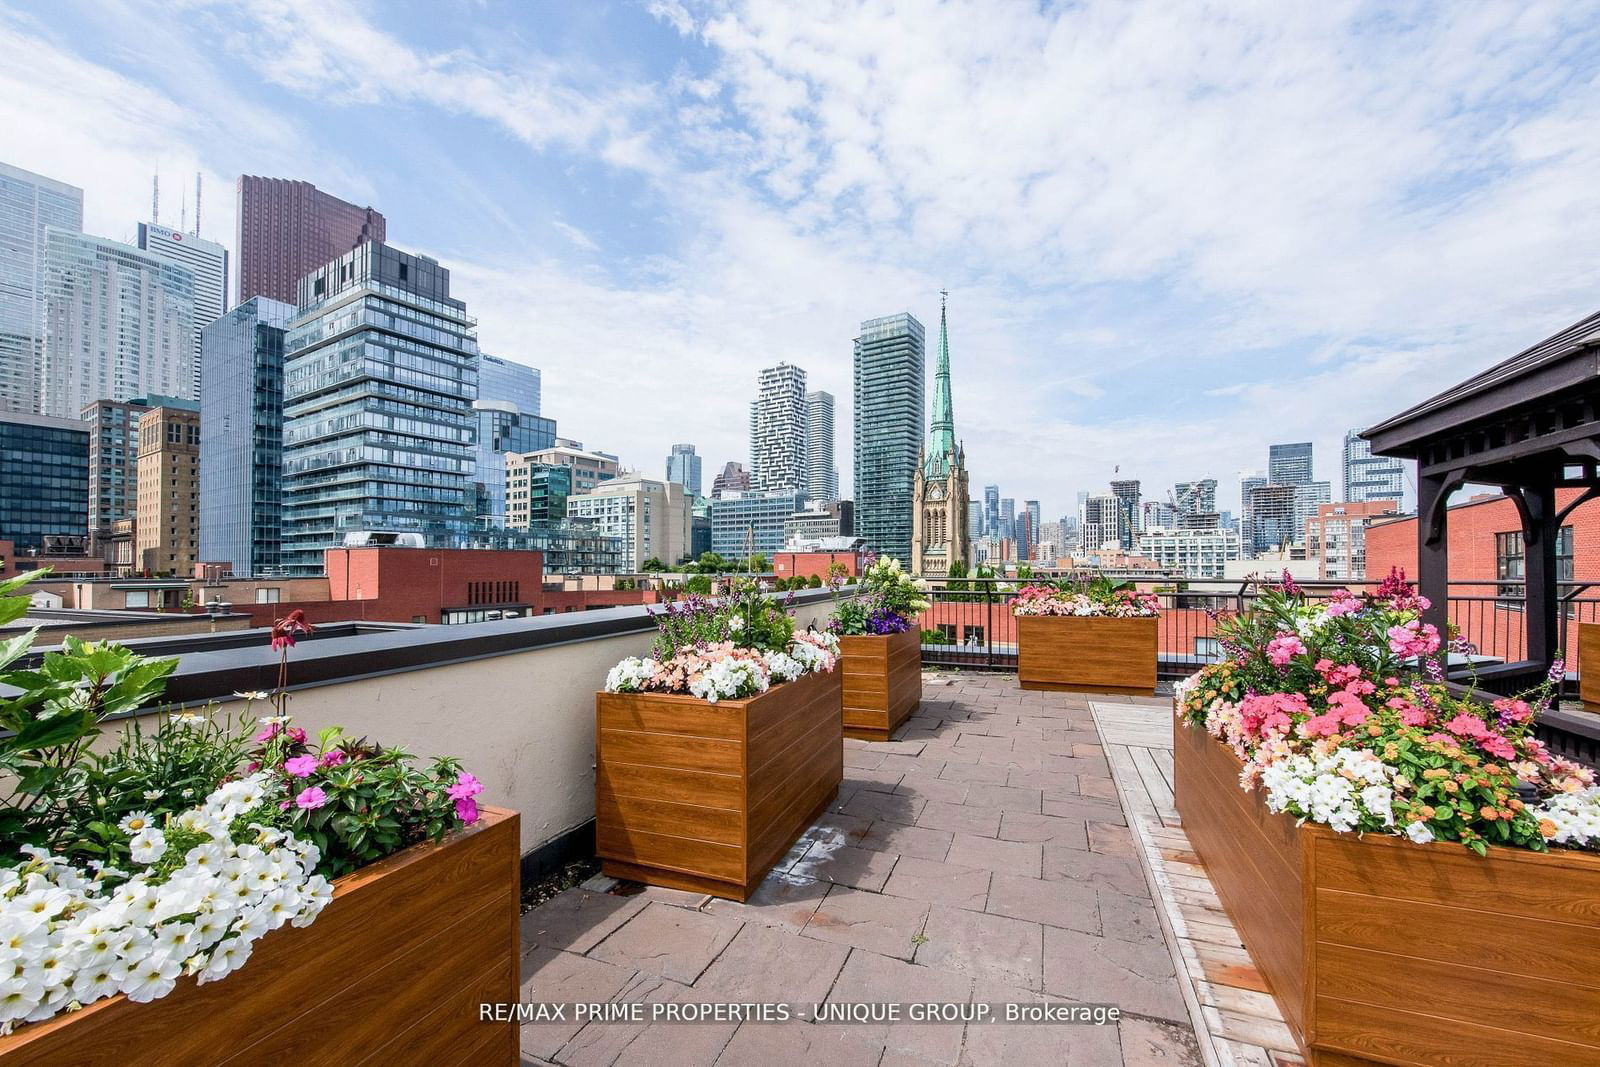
xmin=605 ymin=577 xmax=837 ymax=702
xmin=1011 ymin=573 xmax=1160 ymax=617
xmin=829 ymin=556 xmax=929 ymax=637
xmin=0 ymin=773 xmax=332 ymax=1031
xmin=1178 ymin=569 xmax=1597 ymax=855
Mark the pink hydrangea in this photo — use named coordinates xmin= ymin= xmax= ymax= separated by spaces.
xmin=1266 ymin=633 xmax=1307 ymax=667
xmin=1300 ymin=713 xmax=1342 ymax=738
xmin=1314 ymin=659 xmax=1363 ymax=686
xmin=1444 ymin=712 xmax=1490 ymax=741
xmin=1326 ymin=690 xmax=1371 ymax=727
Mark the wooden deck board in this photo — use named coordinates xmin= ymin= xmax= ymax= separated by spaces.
xmin=1090 ymin=700 xmax=1304 ymax=1067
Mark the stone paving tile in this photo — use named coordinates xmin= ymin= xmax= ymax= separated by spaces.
xmin=697 ymin=919 xmax=849 ymax=1002
xmin=1089 ymin=820 xmax=1139 ymax=858
xmin=879 ymin=752 xmax=942 ymax=775
xmin=1003 ymin=769 xmax=1079 ymax=797
xmin=952 ymin=733 xmax=1014 ymax=756
xmin=826 ymin=948 xmax=974 ymax=1065
xmin=609 ymin=983 xmax=742 ymax=1067
xmin=843 ymin=747 xmax=887 ymax=770
xmin=518 ymin=946 xmax=635 ymax=1061
xmin=845 ymin=767 xmax=906 ymax=794
xmin=962 ymin=782 xmax=1044 ymax=813
xmin=961 ymin=979 xmax=1123 ymax=1067
xmin=944 ymin=832 xmax=1043 ymax=878
xmin=789 ymin=840 xmax=901 ymax=891
xmin=519 ymin=888 xmax=648 ymax=954
xmin=1078 ymin=775 xmax=1120 ymax=801
xmin=858 ymin=819 xmax=956 ymax=862
xmin=1042 ymin=926 xmax=1188 ymax=1024
xmin=1118 ymin=1013 xmax=1205 ymax=1067
xmin=881 ymin=855 xmax=991 ymax=911
xmin=997 ymin=811 xmax=1089 ymax=849
xmin=1042 ymin=846 xmax=1151 ymax=900
xmin=705 ymin=869 xmax=829 ymax=932
xmin=1097 ymin=887 xmax=1165 ymax=946
xmin=1043 ymin=794 xmax=1129 ymax=826
xmin=977 ymin=749 xmax=1044 ymax=772
xmin=840 ymin=787 xmax=925 ymax=825
xmin=984 ymin=872 xmax=1100 ymax=935
xmin=871 ymin=739 xmax=929 ymax=756
xmin=828 ymin=785 xmax=860 ymax=812
xmin=917 ymin=798 xmax=1002 ymax=837
xmin=554 ymin=971 xmax=686 ymax=1067
xmin=799 ymin=810 xmax=875 ymax=848
xmin=587 ymin=901 xmax=743 ymax=985
xmin=894 ymin=772 xmax=972 ymax=806
xmin=1044 ymin=753 xmax=1113 ymax=776
xmin=802 ymin=883 xmax=931 ymax=961
xmin=716 ymin=1021 xmax=886 ymax=1066
xmin=915 ymin=904 xmax=1045 ymax=991
xmin=936 ymin=760 xmax=1012 ymax=784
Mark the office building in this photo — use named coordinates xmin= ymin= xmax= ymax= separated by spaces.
xmin=1137 ymin=527 xmax=1242 ymax=580
xmin=1239 ymin=471 xmax=1267 ymax=555
xmin=1245 ymin=483 xmax=1299 ymax=555
xmin=506 ymin=457 xmax=574 ymax=528
xmin=805 ymin=390 xmax=839 ymax=502
xmin=1268 ymin=442 xmax=1314 ymax=487
xmin=137 ymin=222 xmax=228 ymax=398
xmin=478 ymin=353 xmax=540 ymax=416
xmin=750 ymin=362 xmax=808 ymax=494
xmin=1293 ymin=481 xmax=1333 ymax=536
xmin=83 ymin=397 xmax=151 ymax=561
xmin=710 ymin=490 xmax=807 ymax=558
xmin=1015 ymin=511 xmax=1033 ymax=563
xmin=198 ymin=298 xmax=295 ymax=577
xmin=784 ymin=500 xmax=854 ymax=544
xmin=712 ymin=460 xmax=750 ymax=499
xmin=1080 ymin=493 xmax=1124 ymax=552
xmin=691 ymin=496 xmax=713 ymax=559
xmin=519 ymin=439 xmax=619 ymax=493
xmin=135 ymin=399 xmax=200 ymax=575
xmin=1174 ymin=479 xmax=1218 ymax=516
xmin=235 ymin=176 xmax=385 ymax=305
xmin=0 ymin=411 xmax=89 ymax=554
xmin=1110 ymin=479 xmax=1142 ymax=548
xmin=1000 ymin=497 xmax=1016 ymax=542
xmin=281 ymin=243 xmax=478 ymax=574
xmin=0 ymin=163 xmax=83 ymax=414
xmin=853 ymin=313 xmax=925 ymax=562
xmin=984 ymin=485 xmax=999 ymax=538
xmin=39 ymin=230 xmax=195 ymax=418
xmin=565 ymin=473 xmax=691 ymax=571
xmin=471 ymin=402 xmax=557 ymax=527
xmin=1142 ymin=500 xmax=1178 ymax=531
xmin=968 ymin=499 xmax=983 ymax=540
xmin=1025 ymin=501 xmax=1041 ymax=546
xmin=1307 ymin=499 xmax=1401 ymax=581
xmin=666 ymin=443 xmax=702 ymax=497
xmin=1343 ymin=429 xmax=1407 ymax=505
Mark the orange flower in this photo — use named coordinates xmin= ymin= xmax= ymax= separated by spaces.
xmin=1539 ymin=819 xmax=1558 ymax=838
xmin=1442 ymin=780 xmax=1459 ymax=794
xmin=1480 ymin=806 xmax=1498 ymax=821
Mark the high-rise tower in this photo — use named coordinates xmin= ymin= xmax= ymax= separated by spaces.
xmin=235 ymin=176 xmax=386 ymax=305
xmin=854 ymin=313 xmax=925 ymax=561
xmin=0 ymin=162 xmax=83 ymax=414
xmin=805 ymin=390 xmax=838 ymax=502
xmin=912 ymin=291 xmax=970 ymax=576
xmin=749 ymin=362 xmax=808 ymax=494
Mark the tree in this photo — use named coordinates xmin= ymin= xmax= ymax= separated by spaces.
xmin=697 ymin=551 xmax=732 ymax=573
xmin=745 ymin=554 xmax=770 ymax=573
xmin=946 ymin=560 xmax=969 ymax=594
xmin=640 ymin=557 xmax=667 ymax=573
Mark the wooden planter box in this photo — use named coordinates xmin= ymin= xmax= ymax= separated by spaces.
xmin=595 ymin=666 xmax=843 ymax=901
xmin=839 ymin=629 xmax=923 ymax=742
xmin=1175 ymin=717 xmax=1600 ymax=1066
xmin=1016 ymin=614 xmax=1157 ymax=695
xmin=0 ymin=807 xmax=520 ymax=1066
xmin=1581 ymin=622 xmax=1600 ymax=707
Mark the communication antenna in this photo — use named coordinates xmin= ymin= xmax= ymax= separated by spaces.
xmin=194 ymin=172 xmax=202 ymax=237
xmin=151 ymin=168 xmax=159 ymax=225
xmin=180 ymin=186 xmax=187 ymax=235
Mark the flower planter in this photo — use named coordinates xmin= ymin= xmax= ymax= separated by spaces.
xmin=1581 ymin=622 xmax=1600 ymax=708
xmin=839 ymin=629 xmax=923 ymax=742
xmin=0 ymin=807 xmax=521 ymax=1067
xmin=1175 ymin=716 xmax=1600 ymax=1066
xmin=595 ymin=667 xmax=843 ymax=901
xmin=1015 ymin=615 xmax=1157 ymax=695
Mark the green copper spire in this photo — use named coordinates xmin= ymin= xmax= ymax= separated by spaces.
xmin=924 ymin=289 xmax=956 ymax=477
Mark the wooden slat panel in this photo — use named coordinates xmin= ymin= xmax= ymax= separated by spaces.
xmin=1314 ymin=941 xmax=1600 ymax=1048
xmin=597 ymin=727 xmax=743 ymax=774
xmin=1582 ymin=623 xmax=1600 ymax=706
xmin=0 ymin=810 xmax=519 ymax=1066
xmin=596 ymin=822 xmax=745 ymax=882
xmin=597 ymin=793 xmax=743 ymax=846
xmin=1315 ymin=995 xmax=1595 ymax=1067
xmin=840 ymin=630 xmax=921 ymax=740
xmin=1017 ymin=615 xmax=1157 ymax=693
xmin=597 ymin=691 xmax=744 ymax=739
xmin=596 ymin=762 xmax=744 ymax=810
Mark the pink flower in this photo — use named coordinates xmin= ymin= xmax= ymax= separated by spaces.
xmin=1315 ymin=659 xmax=1363 ymax=686
xmin=319 ymin=749 xmax=347 ymax=769
xmin=283 ymin=755 xmax=318 ymax=778
xmin=447 ymin=772 xmax=484 ymax=823
xmin=1327 ymin=690 xmax=1371 ymax=727
xmin=287 ymin=727 xmax=308 ymax=745
xmin=295 ymin=786 xmax=329 ymax=810
xmin=1266 ymin=634 xmax=1307 ymax=667
xmin=253 ymin=723 xmax=280 ymax=743
xmin=1480 ymin=734 xmax=1516 ymax=760
xmin=1444 ymin=712 xmax=1490 ymax=741
xmin=1300 ymin=713 xmax=1342 ymax=738
xmin=1387 ymin=621 xmax=1441 ymax=659
xmin=454 ymin=797 xmax=480 ymax=824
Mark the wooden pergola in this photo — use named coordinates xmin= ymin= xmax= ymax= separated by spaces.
xmin=1363 ymin=309 xmax=1600 ymax=691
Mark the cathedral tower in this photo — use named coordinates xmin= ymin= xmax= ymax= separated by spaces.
xmin=911 ymin=291 xmax=970 ymax=576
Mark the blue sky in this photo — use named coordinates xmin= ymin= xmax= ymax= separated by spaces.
xmin=6 ymin=0 xmax=1600 ymax=522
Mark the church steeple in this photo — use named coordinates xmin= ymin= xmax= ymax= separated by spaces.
xmin=924 ymin=289 xmax=956 ymax=477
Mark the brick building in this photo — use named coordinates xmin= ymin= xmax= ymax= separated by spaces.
xmin=135 ymin=401 xmax=201 ymax=575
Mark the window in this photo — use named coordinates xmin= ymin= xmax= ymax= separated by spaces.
xmin=125 ymin=590 xmax=150 ymax=608
xmin=1497 ymin=526 xmax=1574 ymax=598
xmin=256 ymin=588 xmax=281 ymax=603
xmin=936 ymin=624 xmax=956 ymax=643
xmin=963 ymin=625 xmax=985 ymax=647
xmin=1195 ymin=637 xmax=1222 ymax=661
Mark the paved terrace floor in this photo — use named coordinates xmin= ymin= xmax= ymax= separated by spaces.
xmin=518 ymin=672 xmax=1207 ymax=1067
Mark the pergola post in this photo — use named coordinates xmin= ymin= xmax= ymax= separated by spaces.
xmin=1416 ymin=471 xmax=1450 ymax=644
xmin=1521 ymin=481 xmax=1560 ymax=668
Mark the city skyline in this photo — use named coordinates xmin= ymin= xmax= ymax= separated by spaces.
xmin=6 ymin=5 xmax=1589 ymax=518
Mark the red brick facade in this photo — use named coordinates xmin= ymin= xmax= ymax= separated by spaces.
xmin=773 ymin=551 xmax=863 ymax=580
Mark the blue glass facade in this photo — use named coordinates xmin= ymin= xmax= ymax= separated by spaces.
xmin=477 ymin=353 xmax=540 ymax=415
xmin=0 ymin=411 xmax=89 ymax=553
xmin=281 ymin=243 xmax=479 ymax=575
xmin=710 ymin=490 xmax=806 ymax=557
xmin=471 ymin=403 xmax=557 ymax=526
xmin=199 ymin=297 xmax=295 ymax=576
xmin=853 ymin=313 xmax=925 ymax=561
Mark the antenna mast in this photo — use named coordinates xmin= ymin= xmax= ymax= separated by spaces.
xmin=152 ymin=168 xmax=159 ymax=225
xmin=194 ymin=172 xmax=202 ymax=236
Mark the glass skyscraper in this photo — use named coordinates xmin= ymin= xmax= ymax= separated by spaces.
xmin=471 ymin=402 xmax=556 ymax=526
xmin=281 ymin=243 xmax=478 ymax=575
xmin=0 ymin=411 xmax=89 ymax=553
xmin=0 ymin=162 xmax=83 ymax=414
xmin=805 ymin=390 xmax=839 ymax=502
xmin=666 ymin=443 xmax=702 ymax=497
xmin=478 ymin=353 xmax=540 ymax=415
xmin=853 ymin=313 xmax=924 ymax=561
xmin=40 ymin=230 xmax=196 ymax=419
xmin=1343 ymin=429 xmax=1406 ymax=504
xmin=137 ymin=222 xmax=230 ymax=399
xmin=199 ymin=297 xmax=296 ymax=576
xmin=1268 ymin=441 xmax=1314 ymax=487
